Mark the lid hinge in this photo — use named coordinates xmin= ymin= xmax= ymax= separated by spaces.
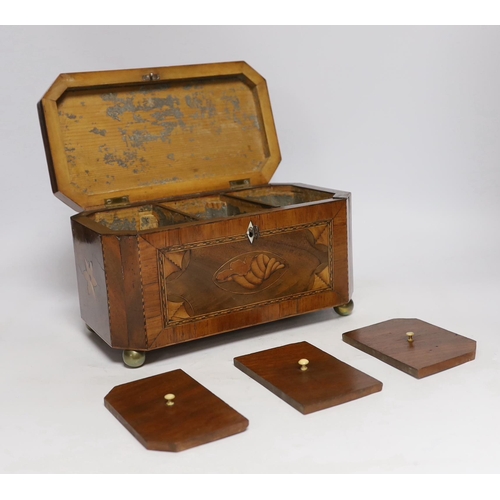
xmin=229 ymin=178 xmax=251 ymax=190
xmin=104 ymin=195 xmax=130 ymax=207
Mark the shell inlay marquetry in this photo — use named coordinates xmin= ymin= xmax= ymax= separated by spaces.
xmin=215 ymin=252 xmax=286 ymax=292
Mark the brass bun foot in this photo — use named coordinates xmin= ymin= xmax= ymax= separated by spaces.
xmin=334 ymin=300 xmax=354 ymax=317
xmin=122 ymin=350 xmax=146 ymax=368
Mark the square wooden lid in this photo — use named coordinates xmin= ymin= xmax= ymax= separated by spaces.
xmin=342 ymin=318 xmax=476 ymax=378
xmin=39 ymin=61 xmax=281 ymax=211
xmin=104 ymin=369 xmax=248 ymax=452
xmin=234 ymin=341 xmax=383 ymax=414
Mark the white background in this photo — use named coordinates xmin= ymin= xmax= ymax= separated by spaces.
xmin=1 ymin=25 xmax=499 ymax=476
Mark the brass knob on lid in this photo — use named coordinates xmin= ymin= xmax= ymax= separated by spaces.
xmin=164 ymin=393 xmax=175 ymax=406
xmin=298 ymin=359 xmax=309 ymax=371
xmin=406 ymin=332 xmax=414 ymax=343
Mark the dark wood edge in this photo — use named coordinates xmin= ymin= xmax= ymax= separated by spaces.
xmin=342 ymin=331 xmax=477 ymax=379
xmin=234 ymin=357 xmax=306 ymax=413
xmin=291 ymin=182 xmax=351 ymax=199
xmin=104 ymin=398 xmax=154 ymax=450
xmin=346 ymin=192 xmax=353 ymax=300
xmin=418 ymin=350 xmax=477 ymax=379
xmin=342 ymin=333 xmax=419 ymax=377
xmin=37 ymin=99 xmax=58 ymax=196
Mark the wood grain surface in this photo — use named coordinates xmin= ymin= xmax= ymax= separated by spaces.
xmin=234 ymin=341 xmax=382 ymax=414
xmin=39 ymin=62 xmax=280 ymax=211
xmin=342 ymin=318 xmax=476 ymax=378
xmin=71 ymin=219 xmax=111 ymax=344
xmin=104 ymin=369 xmax=248 ymax=452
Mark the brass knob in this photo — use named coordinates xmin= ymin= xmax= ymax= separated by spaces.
xmin=406 ymin=332 xmax=414 ymax=343
xmin=298 ymin=359 xmax=309 ymax=371
xmin=164 ymin=393 xmax=175 ymax=406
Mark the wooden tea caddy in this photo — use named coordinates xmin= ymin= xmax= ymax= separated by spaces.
xmin=38 ymin=61 xmax=353 ymax=367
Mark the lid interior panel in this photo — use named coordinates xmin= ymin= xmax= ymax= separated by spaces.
xmin=41 ymin=63 xmax=281 ymax=211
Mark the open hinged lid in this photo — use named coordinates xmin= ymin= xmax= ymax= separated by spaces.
xmin=39 ymin=61 xmax=281 ymax=211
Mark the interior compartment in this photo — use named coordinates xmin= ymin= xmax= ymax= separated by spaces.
xmin=90 ymin=204 xmax=195 ymax=231
xmin=160 ymin=195 xmax=270 ymax=220
xmin=87 ymin=186 xmax=334 ymax=231
xmin=229 ymin=185 xmax=333 ymax=207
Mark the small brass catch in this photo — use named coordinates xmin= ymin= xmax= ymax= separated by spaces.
xmin=104 ymin=195 xmax=130 ymax=207
xmin=142 ymin=72 xmax=160 ymax=81
xmin=230 ymin=178 xmax=251 ymax=189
